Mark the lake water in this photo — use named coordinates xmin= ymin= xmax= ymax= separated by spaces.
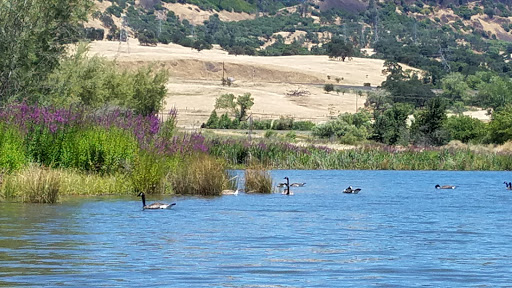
xmin=1 ymin=170 xmax=512 ymax=287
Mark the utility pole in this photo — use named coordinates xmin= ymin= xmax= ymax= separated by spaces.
xmin=248 ymin=114 xmax=253 ymax=141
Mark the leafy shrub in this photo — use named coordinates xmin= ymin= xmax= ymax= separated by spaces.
xmin=444 ymin=115 xmax=486 ymax=143
xmin=61 ymin=127 xmax=139 ymax=173
xmin=312 ymin=111 xmax=372 ymax=142
xmin=264 ymin=130 xmax=276 ymax=138
xmin=273 ymin=117 xmax=294 ymax=130
xmin=130 ymin=151 xmax=169 ymax=195
xmin=285 ymin=131 xmax=296 ymax=140
xmin=292 ymin=120 xmax=315 ymax=131
xmin=487 ymin=104 xmax=512 ymax=144
xmin=0 ymin=124 xmax=27 ymax=172
xmin=45 ymin=45 xmax=168 ymax=115
xmin=252 ymin=119 xmax=272 ymax=130
xmin=324 ymin=84 xmax=334 ymax=93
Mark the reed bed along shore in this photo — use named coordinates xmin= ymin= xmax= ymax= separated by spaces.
xmin=1 ymin=102 xmax=512 ymax=203
xmin=208 ymin=139 xmax=512 ymax=171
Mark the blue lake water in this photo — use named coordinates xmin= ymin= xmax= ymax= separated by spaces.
xmin=1 ymin=170 xmax=512 ymax=287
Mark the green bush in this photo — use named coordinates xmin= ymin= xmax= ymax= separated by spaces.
xmin=444 ymin=115 xmax=487 ymax=143
xmin=131 ymin=151 xmax=169 ymax=195
xmin=0 ymin=124 xmax=28 ymax=172
xmin=292 ymin=120 xmax=315 ymax=131
xmin=324 ymin=84 xmax=334 ymax=93
xmin=264 ymin=130 xmax=276 ymax=138
xmin=25 ymin=125 xmax=69 ymax=167
xmin=45 ymin=45 xmax=168 ymax=115
xmin=312 ymin=111 xmax=372 ymax=142
xmin=60 ymin=127 xmax=138 ymax=173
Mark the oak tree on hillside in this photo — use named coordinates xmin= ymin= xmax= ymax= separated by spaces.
xmin=325 ymin=37 xmax=355 ymax=62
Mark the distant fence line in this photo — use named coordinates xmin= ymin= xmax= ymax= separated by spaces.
xmin=158 ymin=109 xmax=328 ymax=123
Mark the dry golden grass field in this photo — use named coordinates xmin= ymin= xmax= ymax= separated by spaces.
xmin=88 ymin=39 xmax=401 ymax=128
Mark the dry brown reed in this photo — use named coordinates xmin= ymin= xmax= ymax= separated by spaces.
xmin=170 ymin=153 xmax=229 ymax=196
xmin=244 ymin=165 xmax=273 ymax=194
xmin=1 ymin=165 xmax=60 ymax=203
xmin=0 ymin=166 xmax=134 ymax=202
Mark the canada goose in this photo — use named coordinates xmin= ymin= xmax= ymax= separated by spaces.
xmin=290 ymin=182 xmax=306 ymax=187
xmin=343 ymin=186 xmax=361 ymax=194
xmin=221 ymin=188 xmax=239 ymax=195
xmin=282 ymin=177 xmax=293 ymax=195
xmin=137 ymin=192 xmax=176 ymax=210
xmin=276 ymin=183 xmax=287 ymax=188
xmin=435 ymin=184 xmax=456 ymax=189
xmin=504 ymin=181 xmax=512 ymax=190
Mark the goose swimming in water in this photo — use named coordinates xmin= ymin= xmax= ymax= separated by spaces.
xmin=282 ymin=177 xmax=293 ymax=195
xmin=290 ymin=182 xmax=306 ymax=187
xmin=435 ymin=184 xmax=456 ymax=189
xmin=137 ymin=192 xmax=176 ymax=210
xmin=221 ymin=188 xmax=239 ymax=195
xmin=343 ymin=186 xmax=361 ymax=194
xmin=504 ymin=181 xmax=512 ymax=190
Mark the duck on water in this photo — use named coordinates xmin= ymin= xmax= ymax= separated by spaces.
xmin=290 ymin=182 xmax=306 ymax=187
xmin=343 ymin=186 xmax=361 ymax=194
xmin=137 ymin=192 xmax=176 ymax=210
xmin=435 ymin=184 xmax=456 ymax=189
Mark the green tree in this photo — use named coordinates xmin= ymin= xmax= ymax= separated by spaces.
xmin=441 ymin=72 xmax=471 ymax=103
xmin=365 ymin=89 xmax=393 ymax=115
xmin=444 ymin=115 xmax=486 ymax=144
xmin=0 ymin=0 xmax=93 ymax=102
xmin=411 ymin=97 xmax=449 ymax=146
xmin=205 ymin=110 xmax=220 ymax=128
xmin=215 ymin=93 xmax=254 ymax=122
xmin=312 ymin=110 xmax=372 ymax=144
xmin=372 ymin=103 xmax=413 ymax=145
xmin=45 ymin=46 xmax=169 ymax=115
xmin=44 ymin=43 xmax=125 ymax=107
xmin=476 ymin=76 xmax=512 ymax=111
xmin=325 ymin=37 xmax=355 ymax=62
xmin=130 ymin=66 xmax=169 ymax=116
xmin=487 ymin=104 xmax=512 ymax=144
xmin=382 ymin=73 xmax=435 ymax=107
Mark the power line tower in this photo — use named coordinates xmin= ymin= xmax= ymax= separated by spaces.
xmin=374 ymin=11 xmax=379 ymax=44
xmin=439 ymin=46 xmax=451 ymax=72
xmin=158 ymin=18 xmax=162 ymax=37
xmin=343 ymin=22 xmax=347 ymax=41
xmin=413 ymin=20 xmax=418 ymax=45
xmin=117 ymin=14 xmax=130 ymax=55
xmin=360 ymin=22 xmax=365 ymax=47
